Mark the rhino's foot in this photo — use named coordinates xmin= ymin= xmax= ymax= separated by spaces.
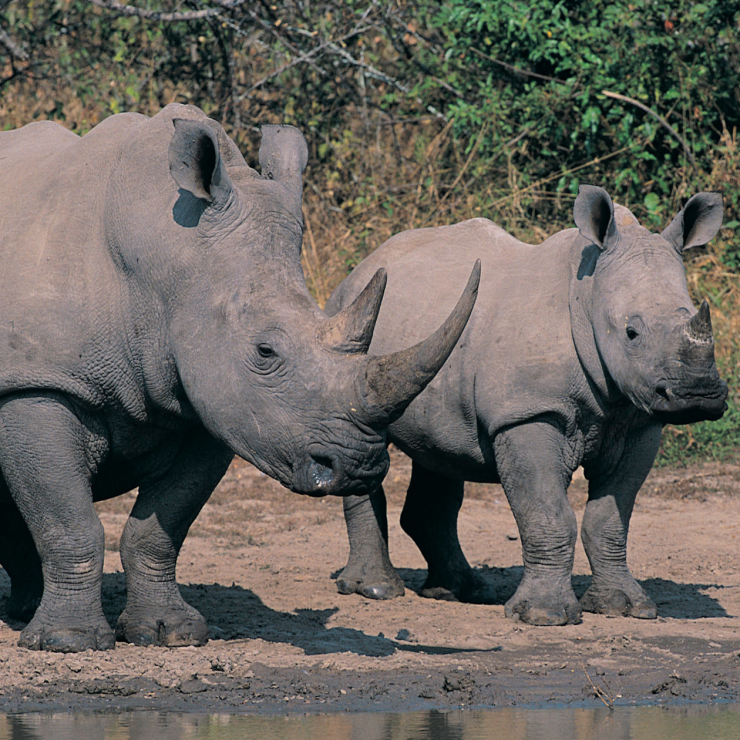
xmin=419 ymin=569 xmax=500 ymax=605
xmin=580 ymin=583 xmax=657 ymax=619
xmin=336 ymin=564 xmax=405 ymax=600
xmin=504 ymin=578 xmax=582 ymax=626
xmin=6 ymin=589 xmax=42 ymax=623
xmin=19 ymin=614 xmax=114 ymax=653
xmin=116 ymin=604 xmax=209 ymax=647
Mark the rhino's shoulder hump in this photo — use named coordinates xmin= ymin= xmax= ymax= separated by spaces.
xmin=0 ymin=119 xmax=78 ymax=159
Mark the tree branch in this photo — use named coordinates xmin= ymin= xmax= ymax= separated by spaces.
xmin=0 ymin=28 xmax=28 ymax=60
xmin=89 ymin=0 xmax=226 ymax=22
xmin=601 ymin=89 xmax=696 ymax=166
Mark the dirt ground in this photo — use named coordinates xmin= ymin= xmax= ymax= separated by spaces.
xmin=2 ymin=447 xmax=740 ymax=715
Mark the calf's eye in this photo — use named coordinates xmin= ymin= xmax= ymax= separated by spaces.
xmin=626 ymin=327 xmax=639 ymax=341
xmin=257 ymin=344 xmax=275 ymax=358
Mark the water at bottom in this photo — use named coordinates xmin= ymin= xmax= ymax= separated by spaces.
xmin=2 ymin=704 xmax=740 ymax=740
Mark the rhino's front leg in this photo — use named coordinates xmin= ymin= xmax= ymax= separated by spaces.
xmin=0 ymin=394 xmax=114 ymax=652
xmin=494 ymin=420 xmax=581 ymax=625
xmin=116 ymin=426 xmax=233 ymax=647
xmin=336 ymin=486 xmax=405 ymax=600
xmin=580 ymin=424 xmax=661 ymax=619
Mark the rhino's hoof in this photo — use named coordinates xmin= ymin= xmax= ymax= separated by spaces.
xmin=580 ymin=586 xmax=657 ymax=620
xmin=504 ymin=587 xmax=582 ymax=626
xmin=420 ymin=571 xmax=500 ymax=605
xmin=336 ymin=569 xmax=405 ymax=600
xmin=116 ymin=610 xmax=209 ymax=647
xmin=419 ymin=585 xmax=459 ymax=601
xmin=19 ymin=625 xmax=115 ymax=653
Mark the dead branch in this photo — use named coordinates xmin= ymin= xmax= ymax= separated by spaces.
xmin=601 ymin=89 xmax=696 ymax=166
xmin=89 ymin=0 xmax=229 ymax=22
xmin=0 ymin=28 xmax=28 ymax=60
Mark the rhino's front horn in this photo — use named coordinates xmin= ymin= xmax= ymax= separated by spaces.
xmin=685 ymin=299 xmax=713 ymax=343
xmin=356 ymin=260 xmax=481 ymax=426
xmin=318 ymin=269 xmax=387 ymax=354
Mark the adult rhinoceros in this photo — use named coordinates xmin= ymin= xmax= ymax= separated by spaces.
xmin=326 ymin=186 xmax=727 ymax=626
xmin=0 ymin=104 xmax=479 ymax=652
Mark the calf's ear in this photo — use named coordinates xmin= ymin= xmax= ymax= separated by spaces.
xmin=573 ymin=185 xmax=619 ymax=252
xmin=169 ymin=119 xmax=233 ymax=205
xmin=661 ymin=192 xmax=723 ymax=253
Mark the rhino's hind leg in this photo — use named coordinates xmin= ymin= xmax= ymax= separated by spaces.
xmin=116 ymin=428 xmax=233 ymax=647
xmin=401 ymin=463 xmax=497 ymax=604
xmin=337 ymin=486 xmax=405 ymax=600
xmin=494 ymin=420 xmax=581 ymax=626
xmin=0 ymin=394 xmax=114 ymax=652
xmin=580 ymin=424 xmax=661 ymax=620
xmin=0 ymin=495 xmax=43 ymax=622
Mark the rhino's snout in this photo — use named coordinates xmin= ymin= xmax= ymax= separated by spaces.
xmin=309 ymin=454 xmax=336 ymax=492
xmin=652 ymin=378 xmax=728 ymax=424
xmin=292 ymin=444 xmax=389 ymax=497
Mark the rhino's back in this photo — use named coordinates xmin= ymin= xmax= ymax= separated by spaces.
xmin=0 ymin=113 xmax=149 ymax=403
xmin=329 ymin=219 xmax=583 ymax=479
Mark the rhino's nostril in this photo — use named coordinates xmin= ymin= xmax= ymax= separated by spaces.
xmin=656 ymin=385 xmax=671 ymax=402
xmin=310 ymin=455 xmax=335 ymax=489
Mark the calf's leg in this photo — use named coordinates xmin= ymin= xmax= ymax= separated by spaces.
xmin=0 ymin=394 xmax=113 ymax=651
xmin=579 ymin=424 xmax=660 ymax=619
xmin=337 ymin=486 xmax=404 ymax=599
xmin=494 ymin=420 xmax=581 ymax=625
xmin=401 ymin=462 xmax=496 ymax=603
xmin=116 ymin=426 xmax=233 ymax=647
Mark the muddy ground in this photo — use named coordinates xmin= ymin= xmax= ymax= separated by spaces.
xmin=2 ymin=448 xmax=740 ymax=715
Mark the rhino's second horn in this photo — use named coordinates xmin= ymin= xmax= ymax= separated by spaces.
xmin=317 ymin=268 xmax=387 ymax=354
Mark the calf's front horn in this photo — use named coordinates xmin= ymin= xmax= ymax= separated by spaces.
xmin=685 ymin=299 xmax=713 ymax=343
xmin=355 ymin=260 xmax=481 ymax=426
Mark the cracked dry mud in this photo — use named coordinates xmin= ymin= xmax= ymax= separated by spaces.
xmin=2 ymin=448 xmax=740 ymax=714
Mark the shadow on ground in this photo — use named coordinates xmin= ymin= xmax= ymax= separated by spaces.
xmin=0 ymin=570 xmax=499 ymax=657
xmin=341 ymin=565 xmax=729 ymax=620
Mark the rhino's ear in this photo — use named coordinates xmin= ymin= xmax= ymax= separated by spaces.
xmin=259 ymin=124 xmax=309 ymax=199
xmin=169 ymin=118 xmax=233 ymax=205
xmin=661 ymin=192 xmax=723 ymax=253
xmin=573 ymin=185 xmax=619 ymax=252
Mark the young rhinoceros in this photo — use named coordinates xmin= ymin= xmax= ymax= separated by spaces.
xmin=326 ymin=186 xmax=727 ymax=626
xmin=0 ymin=104 xmax=479 ymax=652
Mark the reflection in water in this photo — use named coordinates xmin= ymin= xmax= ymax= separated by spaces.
xmin=1 ymin=705 xmax=740 ymax=740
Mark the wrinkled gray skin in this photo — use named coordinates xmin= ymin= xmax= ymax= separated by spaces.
xmin=327 ymin=186 xmax=728 ymax=626
xmin=0 ymin=104 xmax=480 ymax=652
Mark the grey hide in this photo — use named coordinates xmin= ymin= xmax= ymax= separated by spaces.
xmin=0 ymin=104 xmax=480 ymax=652
xmin=326 ymin=186 xmax=727 ymax=626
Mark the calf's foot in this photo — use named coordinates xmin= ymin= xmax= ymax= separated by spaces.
xmin=336 ymin=561 xmax=405 ymax=600
xmin=116 ymin=599 xmax=209 ymax=647
xmin=504 ymin=576 xmax=582 ymax=626
xmin=580 ymin=579 xmax=657 ymax=619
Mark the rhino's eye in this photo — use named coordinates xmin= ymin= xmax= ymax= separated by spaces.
xmin=257 ymin=344 xmax=275 ymax=358
xmin=626 ymin=327 xmax=639 ymax=341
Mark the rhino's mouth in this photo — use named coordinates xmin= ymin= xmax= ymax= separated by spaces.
xmin=291 ymin=445 xmax=389 ymax=497
xmin=651 ymin=381 xmax=728 ymax=424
